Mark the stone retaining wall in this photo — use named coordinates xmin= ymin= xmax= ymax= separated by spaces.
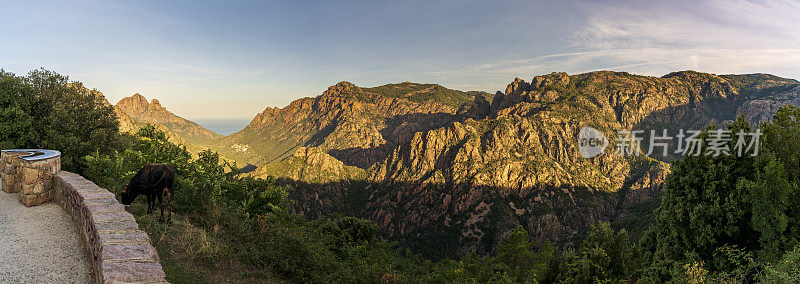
xmin=1 ymin=148 xmax=168 ymax=283
xmin=1 ymin=149 xmax=61 ymax=206
xmin=54 ymin=171 xmax=168 ymax=284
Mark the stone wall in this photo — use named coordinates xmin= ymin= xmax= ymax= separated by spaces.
xmin=1 ymin=149 xmax=61 ymax=206
xmin=0 ymin=151 xmax=25 ymax=193
xmin=1 ymin=149 xmax=168 ymax=283
xmin=54 ymin=171 xmax=168 ymax=284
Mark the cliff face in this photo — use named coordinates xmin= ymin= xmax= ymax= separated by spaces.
xmin=259 ymin=146 xmax=365 ymax=183
xmin=356 ymin=71 xmax=798 ymax=257
xmin=208 ymin=81 xmax=491 ymax=181
xmin=208 ymin=71 xmax=798 ymax=258
xmin=114 ymin=93 xmax=222 ymax=147
xmin=736 ymin=85 xmax=800 ymax=124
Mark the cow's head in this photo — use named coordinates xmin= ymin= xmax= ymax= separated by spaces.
xmin=120 ymin=184 xmax=135 ymax=205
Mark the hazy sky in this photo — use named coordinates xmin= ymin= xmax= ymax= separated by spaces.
xmin=2 ymin=0 xmax=799 ymax=121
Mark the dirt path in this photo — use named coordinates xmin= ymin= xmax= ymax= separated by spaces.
xmin=0 ymin=189 xmax=93 ymax=283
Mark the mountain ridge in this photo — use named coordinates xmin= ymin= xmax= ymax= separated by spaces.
xmin=90 ymin=71 xmax=800 ymax=258
xmin=87 ymin=71 xmax=800 ymax=257
xmin=206 ymin=81 xmax=492 ymax=176
xmin=114 ymin=93 xmax=222 ymax=150
xmin=237 ymin=71 xmax=799 ymax=257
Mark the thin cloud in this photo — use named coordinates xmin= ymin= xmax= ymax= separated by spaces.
xmin=435 ymin=0 xmax=800 ymax=93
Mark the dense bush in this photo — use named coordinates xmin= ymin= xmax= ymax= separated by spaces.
xmin=641 ymin=107 xmax=800 ymax=282
xmin=84 ymin=126 xmax=434 ymax=282
xmin=763 ymin=245 xmax=800 ymax=282
xmin=0 ymin=68 xmax=122 ymax=173
xmin=560 ymin=222 xmax=635 ymax=282
xmin=85 ymin=124 xmax=287 ymax=218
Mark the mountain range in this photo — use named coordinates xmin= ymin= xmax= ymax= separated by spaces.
xmin=107 ymin=71 xmax=800 ymax=258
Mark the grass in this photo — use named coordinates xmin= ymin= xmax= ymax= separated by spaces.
xmin=126 ymin=201 xmax=276 ymax=283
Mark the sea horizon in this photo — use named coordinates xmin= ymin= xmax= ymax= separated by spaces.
xmin=193 ymin=119 xmax=251 ymax=136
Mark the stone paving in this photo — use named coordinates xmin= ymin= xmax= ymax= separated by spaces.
xmin=0 ymin=185 xmax=93 ymax=283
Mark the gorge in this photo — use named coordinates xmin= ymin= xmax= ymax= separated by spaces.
xmin=112 ymin=70 xmax=800 ymax=258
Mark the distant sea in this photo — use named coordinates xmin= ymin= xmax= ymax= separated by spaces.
xmin=194 ymin=119 xmax=251 ymax=136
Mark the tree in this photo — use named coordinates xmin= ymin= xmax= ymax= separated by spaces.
xmin=760 ymin=105 xmax=800 ymax=181
xmin=559 ymin=222 xmax=634 ymax=283
xmin=0 ymin=68 xmax=122 ymax=173
xmin=645 ymin=108 xmax=800 ymax=281
xmin=650 ymin=118 xmax=759 ymax=273
xmin=742 ymin=106 xmax=800 ymax=262
xmin=0 ymin=70 xmax=36 ymax=149
xmin=495 ymin=226 xmax=537 ymax=282
xmin=739 ymin=152 xmax=794 ymax=262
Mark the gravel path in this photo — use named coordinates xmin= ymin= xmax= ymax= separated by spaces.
xmin=0 ymin=189 xmax=93 ymax=283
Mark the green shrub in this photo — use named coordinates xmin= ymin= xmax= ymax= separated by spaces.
xmin=0 ymin=68 xmax=122 ymax=173
xmin=762 ymin=245 xmax=800 ymax=283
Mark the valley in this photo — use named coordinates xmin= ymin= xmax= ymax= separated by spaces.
xmin=113 ymin=71 xmax=800 ymax=258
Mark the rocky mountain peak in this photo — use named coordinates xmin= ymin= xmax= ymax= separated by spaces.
xmin=458 ymin=93 xmax=491 ymax=118
xmin=505 ymin=77 xmax=530 ymax=96
xmin=116 ymin=93 xmax=152 ymax=115
xmin=131 ymin=93 xmax=147 ymax=103
xmin=530 ymin=72 xmax=570 ymax=91
xmin=117 ymin=94 xmax=166 ymax=111
xmin=322 ymin=81 xmax=362 ymax=97
xmin=114 ymin=93 xmax=221 ymax=145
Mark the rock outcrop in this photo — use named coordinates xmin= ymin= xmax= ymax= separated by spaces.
xmin=208 ymin=81 xmax=492 ymax=182
xmin=353 ymin=71 xmax=799 ymax=256
xmin=258 ymin=146 xmax=365 ymax=183
xmin=114 ymin=93 xmax=222 ymax=146
xmin=211 ymin=71 xmax=800 ymax=258
xmin=736 ymin=85 xmax=800 ymax=124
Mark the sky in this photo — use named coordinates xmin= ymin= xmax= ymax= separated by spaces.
xmin=2 ymin=0 xmax=799 ymax=121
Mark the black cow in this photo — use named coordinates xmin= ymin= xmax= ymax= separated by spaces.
xmin=121 ymin=164 xmax=175 ymax=224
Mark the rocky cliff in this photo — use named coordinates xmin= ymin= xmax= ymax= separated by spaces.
xmin=356 ymin=71 xmax=799 ymax=257
xmin=114 ymin=93 xmax=222 ymax=147
xmin=208 ymin=81 xmax=491 ymax=181
xmin=736 ymin=85 xmax=800 ymax=124
xmin=211 ymin=71 xmax=799 ymax=258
